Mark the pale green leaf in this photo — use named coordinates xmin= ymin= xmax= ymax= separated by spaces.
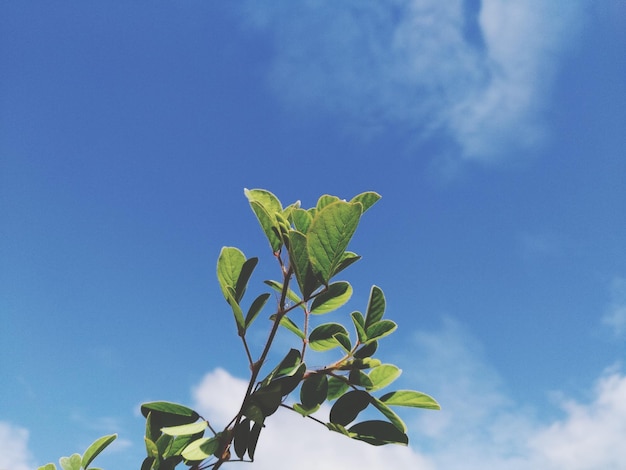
xmin=216 ymin=247 xmax=246 ymax=298
xmin=161 ymin=421 xmax=208 ymax=436
xmin=379 ymin=390 xmax=441 ymax=410
xmin=368 ymin=364 xmax=401 ymax=391
xmin=38 ymin=464 xmax=57 ymax=470
xmin=59 ymin=454 xmax=81 ymax=470
xmin=181 ymin=436 xmax=220 ymax=461
xmin=290 ymin=208 xmax=313 ymax=233
xmin=327 ymin=376 xmax=349 ymax=400
xmin=270 ymin=313 xmax=305 ymax=339
xmin=244 ymin=189 xmax=283 ymax=252
xmin=81 ymin=434 xmax=117 ymax=470
xmin=350 ymin=191 xmax=381 ymax=213
xmin=316 ymin=194 xmax=341 ymax=210
xmin=371 ymin=397 xmax=407 ymax=432
xmin=263 ymin=279 xmax=302 ymax=305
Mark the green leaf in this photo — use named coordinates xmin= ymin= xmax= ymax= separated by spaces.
xmin=140 ymin=457 xmax=155 ymax=470
xmin=309 ymin=323 xmax=349 ymax=351
xmin=244 ymin=383 xmax=283 ymax=422
xmin=245 ymin=189 xmax=283 ymax=252
xmin=234 ymin=257 xmax=258 ymax=303
xmin=270 ymin=313 xmax=305 ymax=339
xmin=38 ymin=465 xmax=56 ymax=470
xmin=326 ymin=422 xmax=355 ymax=438
xmin=307 ymin=201 xmax=362 ymax=284
xmin=364 ymin=286 xmax=385 ymax=329
xmin=290 ymin=208 xmax=313 ymax=233
xmin=310 ymin=282 xmax=353 ymax=314
xmin=144 ymin=437 xmax=158 ymax=460
xmin=216 ymin=247 xmax=246 ymax=299
xmin=293 ymin=402 xmax=321 ymax=416
xmin=161 ymin=421 xmax=208 ymax=436
xmin=329 ymin=390 xmax=371 ymax=426
xmin=225 ymin=287 xmax=246 ymax=335
xmin=272 ymin=363 xmax=306 ymax=396
xmin=164 ymin=433 xmax=201 ymax=458
xmin=155 ymin=433 xmax=174 ymax=457
xmin=59 ymin=454 xmax=81 ymax=470
xmin=365 ymin=320 xmax=397 ymax=344
xmin=351 ymin=311 xmax=367 ymax=343
xmin=354 ymin=340 xmax=377 ymax=358
xmin=262 ymin=348 xmax=302 ymax=384
xmin=332 ymin=251 xmax=361 ymax=277
xmin=248 ymin=421 xmax=263 ymax=460
xmin=379 ymin=390 xmax=441 ymax=410
xmin=349 ymin=369 xmax=373 ymax=389
xmin=316 ymin=194 xmax=341 ymax=210
xmin=181 ymin=436 xmax=220 ymax=461
xmin=81 ymin=434 xmax=117 ymax=469
xmin=350 ymin=191 xmax=381 ymax=214
xmin=327 ymin=376 xmax=349 ymax=401
xmin=287 ymin=230 xmax=321 ymax=299
xmin=141 ymin=402 xmax=199 ymax=440
xmin=300 ymin=374 xmax=328 ymax=408
xmin=246 ymin=293 xmax=271 ymax=328
xmin=334 ymin=332 xmax=352 ymax=353
xmin=368 ymin=364 xmax=401 ymax=391
xmin=264 ymin=280 xmax=302 ymax=305
xmin=348 ymin=420 xmax=408 ymax=446
xmin=233 ymin=418 xmax=250 ymax=459
xmin=371 ymin=397 xmax=407 ymax=432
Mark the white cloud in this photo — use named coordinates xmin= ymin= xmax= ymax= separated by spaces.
xmin=241 ymin=0 xmax=586 ymax=163
xmin=0 ymin=422 xmax=35 ymax=470
xmin=192 ymin=317 xmax=626 ymax=469
xmin=602 ymin=277 xmax=626 ymax=336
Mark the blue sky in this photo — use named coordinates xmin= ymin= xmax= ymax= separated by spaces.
xmin=1 ymin=1 xmax=625 ymax=469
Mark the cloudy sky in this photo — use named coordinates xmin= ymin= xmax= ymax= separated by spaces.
xmin=1 ymin=1 xmax=625 ymax=469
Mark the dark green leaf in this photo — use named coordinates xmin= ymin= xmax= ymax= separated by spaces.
xmin=350 ymin=191 xmax=381 ymax=214
xmin=334 ymin=332 xmax=352 ymax=353
xmin=365 ymin=320 xmax=397 ymax=344
xmin=248 ymin=421 xmax=263 ymax=460
xmin=140 ymin=457 xmax=155 ymax=470
xmin=379 ymin=390 xmax=441 ymax=410
xmin=300 ymin=374 xmax=328 ymax=408
xmin=141 ymin=402 xmax=199 ymax=439
xmin=364 ymin=286 xmax=385 ymax=329
xmin=156 ymin=433 xmax=174 ymax=457
xmin=354 ymin=341 xmax=378 ymax=359
xmin=348 ymin=420 xmax=408 ymax=446
xmin=349 ymin=369 xmax=374 ymax=389
xmin=351 ymin=311 xmax=367 ymax=343
xmin=233 ymin=419 xmax=250 ymax=459
xmin=332 ymin=251 xmax=361 ymax=277
xmin=310 ymin=282 xmax=353 ymax=314
xmin=244 ymin=383 xmax=282 ymax=423
xmin=368 ymin=364 xmax=401 ymax=391
xmin=246 ymin=293 xmax=271 ymax=328
xmin=234 ymin=257 xmax=258 ymax=303
xmin=261 ymin=348 xmax=302 ymax=385
xmin=307 ymin=201 xmax=362 ymax=284
xmin=309 ymin=323 xmax=349 ymax=351
xmin=181 ymin=436 xmax=220 ymax=461
xmin=329 ymin=390 xmax=371 ymax=426
xmin=81 ymin=434 xmax=117 ymax=470
xmin=271 ymin=363 xmax=306 ymax=396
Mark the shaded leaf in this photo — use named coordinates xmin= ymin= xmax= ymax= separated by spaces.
xmin=309 ymin=323 xmax=349 ymax=351
xmin=364 ymin=286 xmax=385 ymax=329
xmin=141 ymin=402 xmax=199 ymax=440
xmin=156 ymin=433 xmax=174 ymax=457
xmin=368 ymin=364 xmax=401 ymax=391
xmin=81 ymin=434 xmax=117 ymax=470
xmin=332 ymin=251 xmax=361 ymax=277
xmin=329 ymin=390 xmax=371 ymax=426
xmin=233 ymin=419 xmax=250 ymax=459
xmin=234 ymin=257 xmax=258 ymax=303
xmin=246 ymin=293 xmax=271 ymax=328
xmin=307 ymin=201 xmax=362 ymax=284
xmin=334 ymin=332 xmax=352 ymax=353
xmin=244 ymin=383 xmax=282 ymax=423
xmin=371 ymin=397 xmax=407 ymax=432
xmin=349 ymin=369 xmax=373 ymax=389
xmin=351 ymin=311 xmax=367 ymax=343
xmin=248 ymin=421 xmax=263 ymax=460
xmin=181 ymin=436 xmax=220 ymax=461
xmin=310 ymin=282 xmax=353 ymax=314
xmin=379 ymin=390 xmax=441 ymax=410
xmin=348 ymin=420 xmax=408 ymax=446
xmin=354 ymin=341 xmax=378 ymax=359
xmin=300 ymin=374 xmax=328 ymax=408
xmin=225 ymin=287 xmax=245 ymax=335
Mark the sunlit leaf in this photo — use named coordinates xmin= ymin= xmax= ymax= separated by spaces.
xmin=59 ymin=454 xmax=81 ymax=470
xmin=349 ymin=369 xmax=373 ymax=389
xmin=37 ymin=465 xmax=56 ymax=470
xmin=329 ymin=390 xmax=371 ymax=426
xmin=351 ymin=311 xmax=367 ymax=343
xmin=334 ymin=332 xmax=352 ymax=353
xmin=144 ymin=437 xmax=158 ymax=460
xmin=309 ymin=323 xmax=349 ymax=351
xmin=310 ymin=282 xmax=353 ymax=314
xmin=81 ymin=434 xmax=117 ymax=470
xmin=368 ymin=364 xmax=401 ymax=391
xmin=264 ymin=280 xmax=302 ymax=305
xmin=332 ymin=251 xmax=361 ymax=277
xmin=365 ymin=320 xmax=397 ymax=344
xmin=270 ymin=313 xmax=305 ymax=339
xmin=364 ymin=286 xmax=385 ymax=329
xmin=290 ymin=208 xmax=313 ymax=233
xmin=245 ymin=189 xmax=283 ymax=252
xmin=348 ymin=420 xmax=408 ymax=446
xmin=141 ymin=402 xmax=199 ymax=440
xmin=216 ymin=247 xmax=246 ymax=299
xmin=225 ymin=287 xmax=246 ymax=335
xmin=181 ymin=436 xmax=220 ymax=461
xmin=161 ymin=421 xmax=208 ymax=436
xmin=287 ymin=230 xmax=321 ymax=299
xmin=327 ymin=376 xmax=349 ymax=401
xmin=350 ymin=191 xmax=381 ymax=214
xmin=293 ymin=403 xmax=321 ymax=416
xmin=379 ymin=390 xmax=441 ymax=410
xmin=371 ymin=397 xmax=406 ymax=432
xmin=316 ymin=194 xmax=341 ymax=210
xmin=307 ymin=201 xmax=362 ymax=284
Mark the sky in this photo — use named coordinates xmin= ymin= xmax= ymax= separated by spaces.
xmin=1 ymin=1 xmax=625 ymax=469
